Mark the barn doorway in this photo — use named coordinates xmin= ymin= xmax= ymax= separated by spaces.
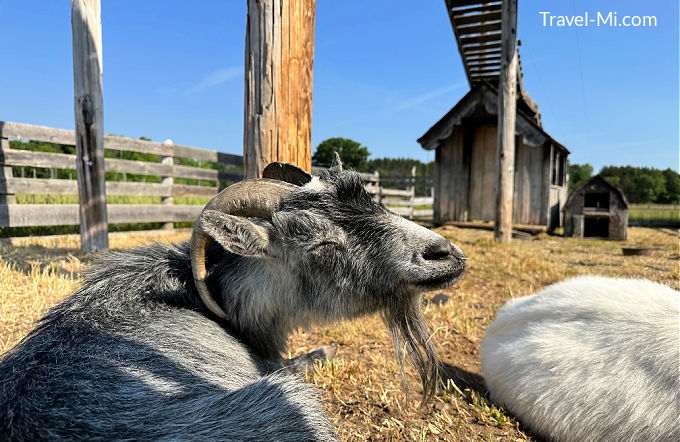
xmin=584 ymin=216 xmax=609 ymax=237
xmin=584 ymin=192 xmax=610 ymax=210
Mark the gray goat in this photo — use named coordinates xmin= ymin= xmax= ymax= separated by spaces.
xmin=0 ymin=156 xmax=465 ymax=441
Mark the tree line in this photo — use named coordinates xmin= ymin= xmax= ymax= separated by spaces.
xmin=569 ymin=163 xmax=679 ymax=204
xmin=312 ymin=137 xmax=434 ymax=176
xmin=313 ymin=137 xmax=679 ymax=205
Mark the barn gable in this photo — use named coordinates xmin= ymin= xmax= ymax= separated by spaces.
xmin=416 ymin=82 xmax=570 ymax=229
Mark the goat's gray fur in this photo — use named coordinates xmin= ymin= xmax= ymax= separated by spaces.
xmin=0 ymin=164 xmax=465 ymax=441
xmin=481 ymin=276 xmax=680 ymax=442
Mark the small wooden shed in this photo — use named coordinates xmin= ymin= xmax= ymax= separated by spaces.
xmin=563 ymin=175 xmax=629 ymax=240
xmin=417 ymin=81 xmax=570 ymax=230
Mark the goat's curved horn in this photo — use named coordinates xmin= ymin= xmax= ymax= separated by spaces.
xmin=190 ymin=179 xmax=296 ymax=319
xmin=262 ymin=162 xmax=312 ymax=186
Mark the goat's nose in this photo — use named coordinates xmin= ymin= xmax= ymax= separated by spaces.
xmin=422 ymin=238 xmax=455 ymax=261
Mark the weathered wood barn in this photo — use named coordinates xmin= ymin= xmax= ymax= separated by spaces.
xmin=563 ymin=175 xmax=629 ymax=240
xmin=418 ymin=81 xmax=569 ymax=230
xmin=418 ymin=0 xmax=569 ymax=230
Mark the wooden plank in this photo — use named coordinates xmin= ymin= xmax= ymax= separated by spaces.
xmin=0 ymin=204 xmax=202 ymax=227
xmin=469 ymin=65 xmax=501 ymax=72
xmin=104 ymin=135 xmax=172 ymax=156
xmin=172 ymin=184 xmax=218 ymax=198
xmin=412 ymin=197 xmax=434 ymax=205
xmin=105 ymin=158 xmax=172 ymax=176
xmin=453 ymin=10 xmax=501 ymax=25
xmin=0 ymin=148 xmax=218 ymax=180
xmin=466 ymin=51 xmax=502 ymax=61
xmin=0 ymin=121 xmax=176 ymax=157
xmin=381 ymin=197 xmax=410 ymax=206
xmin=451 ymin=3 xmax=501 ymax=17
xmin=471 ymin=72 xmax=500 ymax=79
xmin=460 ymin=33 xmax=502 ymax=46
xmin=108 ymin=205 xmax=202 ymax=224
xmin=244 ymin=0 xmax=316 ymax=178
xmin=467 ymin=59 xmax=501 ymax=68
xmin=463 ymin=43 xmax=502 ymax=55
xmin=0 ymin=147 xmax=75 ymax=169
xmin=413 ymin=209 xmax=434 ymax=217
xmin=0 ymin=121 xmax=75 ymax=145
xmin=380 ymin=188 xmax=412 ymax=197
xmin=72 ymin=0 xmax=108 ymax=251
xmin=457 ymin=21 xmax=502 ymax=35
xmin=171 ymin=144 xmax=242 ymax=166
xmin=494 ymin=0 xmax=518 ymax=243
xmin=0 ymin=177 xmax=172 ymax=197
xmin=449 ymin=0 xmax=497 ymax=8
xmin=173 ymin=164 xmax=218 ymax=181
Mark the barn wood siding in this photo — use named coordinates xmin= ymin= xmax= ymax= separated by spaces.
xmin=469 ymin=124 xmax=497 ymax=221
xmin=512 ymin=138 xmax=544 ymax=225
xmin=436 ymin=126 xmax=467 ymax=222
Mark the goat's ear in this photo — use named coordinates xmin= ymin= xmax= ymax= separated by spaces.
xmin=199 ymin=210 xmax=271 ymax=257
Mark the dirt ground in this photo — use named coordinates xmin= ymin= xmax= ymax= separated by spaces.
xmin=0 ymin=226 xmax=677 ymax=440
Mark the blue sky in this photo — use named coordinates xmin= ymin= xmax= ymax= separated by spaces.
xmin=0 ymin=1 xmax=677 ymax=172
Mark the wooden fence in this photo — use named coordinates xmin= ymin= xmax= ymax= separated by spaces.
xmin=0 ymin=121 xmax=242 ymax=228
xmin=312 ymin=166 xmax=434 ymax=219
xmin=0 ymin=120 xmax=433 ymax=234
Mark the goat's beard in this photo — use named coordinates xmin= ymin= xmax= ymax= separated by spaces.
xmin=382 ymin=292 xmax=440 ymax=403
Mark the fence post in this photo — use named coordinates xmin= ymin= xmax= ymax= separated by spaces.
xmin=243 ymin=0 xmax=316 ymax=178
xmin=161 ymin=139 xmax=174 ymax=230
xmin=372 ymin=171 xmax=380 ymax=204
xmin=0 ymin=138 xmax=15 ymax=205
xmin=408 ymin=166 xmax=416 ymax=220
xmin=72 ymin=0 xmax=108 ymax=251
xmin=494 ymin=0 xmax=518 ymax=243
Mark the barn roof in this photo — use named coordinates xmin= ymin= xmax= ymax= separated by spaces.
xmin=417 ymin=81 xmax=569 ymax=154
xmin=563 ymin=175 xmax=629 ymax=210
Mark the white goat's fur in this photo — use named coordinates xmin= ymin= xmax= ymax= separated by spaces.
xmin=481 ymin=276 xmax=680 ymax=442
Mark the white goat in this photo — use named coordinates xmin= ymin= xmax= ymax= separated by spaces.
xmin=481 ymin=276 xmax=679 ymax=442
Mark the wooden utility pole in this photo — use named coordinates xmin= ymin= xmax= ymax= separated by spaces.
xmin=494 ymin=0 xmax=518 ymax=243
xmin=72 ymin=0 xmax=108 ymax=252
xmin=243 ymin=0 xmax=316 ymax=179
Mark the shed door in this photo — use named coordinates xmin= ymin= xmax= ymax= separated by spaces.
xmin=469 ymin=125 xmax=497 ymax=221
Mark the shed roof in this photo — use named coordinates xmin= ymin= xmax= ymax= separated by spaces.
xmin=417 ymin=81 xmax=569 ymax=154
xmin=444 ymin=0 xmax=504 ymax=85
xmin=563 ymin=175 xmax=629 ymax=210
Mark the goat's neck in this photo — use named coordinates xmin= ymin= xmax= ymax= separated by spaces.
xmin=207 ymin=251 xmax=300 ymax=361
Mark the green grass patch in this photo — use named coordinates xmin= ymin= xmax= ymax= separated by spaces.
xmin=629 ymin=204 xmax=679 ymax=222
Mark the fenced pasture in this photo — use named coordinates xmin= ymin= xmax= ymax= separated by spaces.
xmin=0 ymin=121 xmax=242 ymax=235
xmin=1 ymin=225 xmax=676 ymax=440
xmin=629 ymin=204 xmax=680 ymax=226
xmin=0 ymin=122 xmax=433 ymax=238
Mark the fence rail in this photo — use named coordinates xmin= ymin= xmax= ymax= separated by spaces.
xmin=313 ymin=166 xmax=434 ymax=219
xmin=0 ymin=121 xmax=242 ymax=228
xmin=0 ymin=121 xmax=434 ymax=234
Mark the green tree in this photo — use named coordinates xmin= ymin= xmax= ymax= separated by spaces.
xmin=366 ymin=157 xmax=434 ymax=177
xmin=312 ymin=138 xmax=370 ymax=171
xmin=568 ymin=163 xmax=593 ymax=193
xmin=660 ymin=168 xmax=680 ymax=204
xmin=599 ymin=166 xmax=669 ymax=204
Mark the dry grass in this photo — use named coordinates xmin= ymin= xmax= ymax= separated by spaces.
xmin=1 ymin=226 xmax=678 ymax=440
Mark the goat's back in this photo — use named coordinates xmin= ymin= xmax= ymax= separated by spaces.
xmin=481 ymin=276 xmax=680 ymax=442
xmin=0 ymin=249 xmax=337 ymax=441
